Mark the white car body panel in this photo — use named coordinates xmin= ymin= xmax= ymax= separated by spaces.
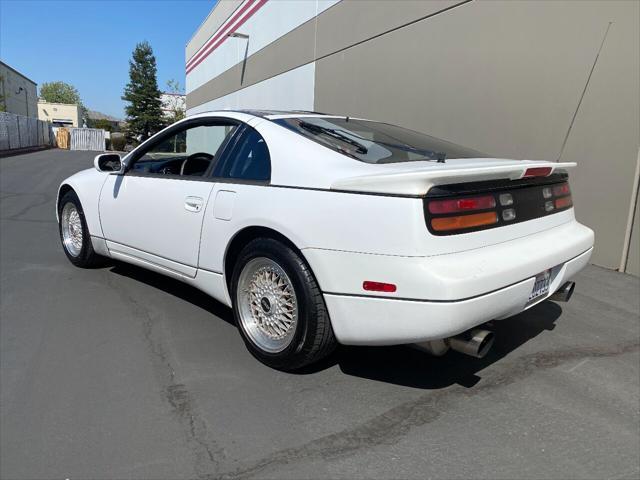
xmin=331 ymin=159 xmax=577 ymax=196
xmin=325 ymin=245 xmax=592 ymax=345
xmin=56 ymin=168 xmax=108 ymax=237
xmin=99 ymin=174 xmax=214 ymax=277
xmin=56 ymin=110 xmax=595 ymax=347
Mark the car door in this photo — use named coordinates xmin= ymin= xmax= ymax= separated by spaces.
xmin=99 ymin=118 xmax=240 ymax=278
xmin=198 ymin=124 xmax=272 ymax=276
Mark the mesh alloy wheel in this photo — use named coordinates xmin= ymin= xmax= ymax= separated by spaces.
xmin=236 ymin=257 xmax=298 ymax=353
xmin=61 ymin=202 xmax=83 ymax=257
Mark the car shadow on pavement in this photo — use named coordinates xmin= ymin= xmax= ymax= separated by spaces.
xmin=108 ymin=261 xmax=236 ymax=326
xmin=107 ymin=260 xmax=561 ymax=390
xmin=325 ymin=301 xmax=562 ymax=389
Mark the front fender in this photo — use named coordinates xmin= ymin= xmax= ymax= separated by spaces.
xmin=56 ymin=168 xmax=109 ymax=238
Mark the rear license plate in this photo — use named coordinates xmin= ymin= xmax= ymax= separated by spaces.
xmin=529 ymin=269 xmax=551 ymax=302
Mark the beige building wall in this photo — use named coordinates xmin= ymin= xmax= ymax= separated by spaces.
xmin=187 ymin=0 xmax=640 ymax=275
xmin=37 ymin=101 xmax=81 ymax=127
xmin=313 ymin=0 xmax=639 ymax=273
xmin=0 ymin=61 xmax=38 ymax=118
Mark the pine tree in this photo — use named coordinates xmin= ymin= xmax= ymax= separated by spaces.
xmin=122 ymin=41 xmax=164 ymax=142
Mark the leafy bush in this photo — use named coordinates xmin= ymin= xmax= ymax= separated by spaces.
xmin=110 ymin=134 xmax=126 ymax=152
xmin=90 ymin=119 xmax=115 ymax=132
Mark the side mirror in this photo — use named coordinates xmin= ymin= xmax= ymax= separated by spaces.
xmin=94 ymin=153 xmax=123 ymax=173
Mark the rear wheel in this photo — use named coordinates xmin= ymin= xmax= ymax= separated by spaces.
xmin=231 ymin=238 xmax=336 ymax=371
xmin=58 ymin=190 xmax=102 ymax=268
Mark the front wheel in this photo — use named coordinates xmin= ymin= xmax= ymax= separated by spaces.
xmin=231 ymin=238 xmax=336 ymax=371
xmin=58 ymin=190 xmax=102 ymax=268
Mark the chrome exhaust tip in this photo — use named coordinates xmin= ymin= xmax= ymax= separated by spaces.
xmin=550 ymin=281 xmax=575 ymax=302
xmin=448 ymin=328 xmax=495 ymax=359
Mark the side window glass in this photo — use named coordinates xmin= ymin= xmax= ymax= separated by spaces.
xmin=222 ymin=128 xmax=271 ymax=181
xmin=131 ymin=123 xmax=237 ymax=176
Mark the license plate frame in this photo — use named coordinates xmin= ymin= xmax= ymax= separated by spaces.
xmin=529 ymin=269 xmax=551 ymax=302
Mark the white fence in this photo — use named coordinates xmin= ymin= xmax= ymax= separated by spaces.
xmin=0 ymin=111 xmax=54 ymax=151
xmin=70 ymin=128 xmax=105 ymax=151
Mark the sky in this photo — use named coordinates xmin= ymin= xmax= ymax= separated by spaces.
xmin=0 ymin=0 xmax=217 ymax=118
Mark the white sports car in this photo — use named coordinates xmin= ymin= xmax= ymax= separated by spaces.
xmin=57 ymin=110 xmax=594 ymax=370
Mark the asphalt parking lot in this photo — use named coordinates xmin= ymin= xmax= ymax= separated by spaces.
xmin=1 ymin=149 xmax=639 ymax=480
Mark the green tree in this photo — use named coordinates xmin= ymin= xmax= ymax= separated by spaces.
xmin=122 ymin=41 xmax=164 ymax=142
xmin=164 ymin=79 xmax=185 ymax=123
xmin=89 ymin=118 xmax=115 ymax=132
xmin=40 ymin=81 xmax=82 ymax=104
xmin=40 ymin=81 xmax=86 ymax=121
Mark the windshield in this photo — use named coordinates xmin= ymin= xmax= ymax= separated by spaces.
xmin=274 ymin=117 xmax=488 ymax=163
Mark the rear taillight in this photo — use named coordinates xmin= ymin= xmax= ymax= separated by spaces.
xmin=552 ymin=183 xmax=570 ymax=196
xmin=428 ymin=195 xmax=495 ymax=214
xmin=555 ymin=196 xmax=573 ymax=209
xmin=547 ymin=182 xmax=572 ymax=212
xmin=425 ymin=179 xmax=573 ymax=235
xmin=431 ymin=211 xmax=498 ymax=232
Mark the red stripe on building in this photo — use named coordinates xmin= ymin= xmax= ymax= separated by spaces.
xmin=187 ymin=0 xmax=257 ymax=69
xmin=186 ymin=0 xmax=268 ymax=75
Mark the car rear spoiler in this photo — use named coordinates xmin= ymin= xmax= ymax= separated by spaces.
xmin=331 ymin=161 xmax=577 ymax=196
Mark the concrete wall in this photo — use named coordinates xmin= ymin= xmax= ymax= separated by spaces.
xmin=0 ymin=62 xmax=38 ymax=118
xmin=186 ymin=0 xmax=640 ymax=275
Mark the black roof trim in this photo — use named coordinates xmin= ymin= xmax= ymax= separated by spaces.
xmin=232 ymin=109 xmax=334 ymax=118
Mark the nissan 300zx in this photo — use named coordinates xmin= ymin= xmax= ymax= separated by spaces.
xmin=57 ymin=111 xmax=594 ymax=370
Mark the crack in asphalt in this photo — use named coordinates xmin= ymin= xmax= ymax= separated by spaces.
xmin=104 ymin=274 xmax=225 ymax=478
xmin=214 ymin=340 xmax=639 ymax=479
xmin=0 ymin=191 xmax=53 ymax=221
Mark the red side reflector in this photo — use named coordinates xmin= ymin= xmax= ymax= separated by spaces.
xmin=523 ymin=167 xmax=552 ymax=178
xmin=363 ymin=281 xmax=397 ymax=293
xmin=428 ymin=195 xmax=496 ymax=214
xmin=555 ymin=196 xmax=573 ymax=209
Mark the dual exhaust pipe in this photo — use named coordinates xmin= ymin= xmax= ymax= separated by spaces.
xmin=414 ymin=328 xmax=495 ymax=359
xmin=415 ymin=281 xmax=576 ymax=359
xmin=549 ymin=281 xmax=575 ymax=303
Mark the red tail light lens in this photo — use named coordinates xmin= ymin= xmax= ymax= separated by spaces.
xmin=552 ymin=183 xmax=571 ymax=196
xmin=555 ymin=196 xmax=573 ymax=209
xmin=428 ymin=195 xmax=496 ymax=214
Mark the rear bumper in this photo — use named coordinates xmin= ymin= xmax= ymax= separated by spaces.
xmin=324 ymin=247 xmax=591 ymax=345
xmin=302 ymin=220 xmax=594 ymax=345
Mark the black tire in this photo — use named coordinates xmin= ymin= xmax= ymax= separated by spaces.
xmin=231 ymin=238 xmax=337 ymax=371
xmin=58 ymin=190 xmax=102 ymax=268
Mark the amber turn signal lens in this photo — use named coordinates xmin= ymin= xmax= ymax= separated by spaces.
xmin=431 ymin=212 xmax=498 ymax=232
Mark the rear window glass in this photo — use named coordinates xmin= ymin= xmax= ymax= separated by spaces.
xmin=274 ymin=117 xmax=488 ymax=164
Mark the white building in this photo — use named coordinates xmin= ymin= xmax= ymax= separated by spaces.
xmin=160 ymin=92 xmax=186 ymax=119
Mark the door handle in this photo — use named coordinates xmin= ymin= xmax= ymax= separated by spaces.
xmin=185 ymin=196 xmax=204 ymax=213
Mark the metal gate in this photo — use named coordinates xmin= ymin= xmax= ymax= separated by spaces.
xmin=70 ymin=128 xmax=105 ymax=151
